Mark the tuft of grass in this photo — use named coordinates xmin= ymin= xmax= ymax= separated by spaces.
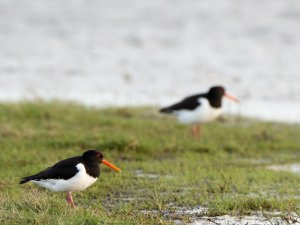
xmin=0 ymin=101 xmax=300 ymax=224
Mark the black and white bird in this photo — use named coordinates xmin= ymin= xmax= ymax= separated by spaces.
xmin=160 ymin=86 xmax=239 ymax=138
xmin=20 ymin=150 xmax=121 ymax=208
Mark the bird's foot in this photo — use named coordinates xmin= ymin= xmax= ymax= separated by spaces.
xmin=66 ymin=192 xmax=75 ymax=208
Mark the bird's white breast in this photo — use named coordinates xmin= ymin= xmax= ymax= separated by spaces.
xmin=31 ymin=163 xmax=97 ymax=192
xmin=175 ymin=98 xmax=222 ymax=124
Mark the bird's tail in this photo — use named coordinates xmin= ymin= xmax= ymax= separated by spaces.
xmin=159 ymin=107 xmax=173 ymax=114
xmin=20 ymin=177 xmax=32 ymax=184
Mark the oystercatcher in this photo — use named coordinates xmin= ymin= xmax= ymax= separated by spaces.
xmin=160 ymin=86 xmax=239 ymax=138
xmin=20 ymin=150 xmax=121 ymax=208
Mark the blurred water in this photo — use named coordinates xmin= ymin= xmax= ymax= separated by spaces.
xmin=0 ymin=0 xmax=299 ymax=122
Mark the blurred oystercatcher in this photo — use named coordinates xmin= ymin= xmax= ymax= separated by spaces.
xmin=20 ymin=150 xmax=121 ymax=208
xmin=160 ymin=86 xmax=239 ymax=138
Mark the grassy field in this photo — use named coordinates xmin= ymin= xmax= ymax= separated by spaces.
xmin=0 ymin=102 xmax=300 ymax=224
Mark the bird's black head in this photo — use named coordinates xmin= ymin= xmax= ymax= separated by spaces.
xmin=82 ymin=150 xmax=103 ymax=165
xmin=208 ymin=86 xmax=225 ymax=98
xmin=207 ymin=86 xmax=225 ymax=108
xmin=207 ymin=86 xmax=239 ymax=108
xmin=82 ymin=150 xmax=121 ymax=172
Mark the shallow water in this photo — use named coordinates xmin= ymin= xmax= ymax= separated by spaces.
xmin=268 ymin=163 xmax=300 ymax=173
xmin=190 ymin=213 xmax=299 ymax=225
xmin=143 ymin=207 xmax=300 ymax=225
xmin=0 ymin=0 xmax=300 ymax=123
xmin=134 ymin=170 xmax=160 ymax=179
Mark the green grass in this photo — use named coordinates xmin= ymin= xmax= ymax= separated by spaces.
xmin=0 ymin=101 xmax=300 ymax=224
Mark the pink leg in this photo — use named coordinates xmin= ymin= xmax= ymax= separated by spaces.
xmin=192 ymin=125 xmax=197 ymax=138
xmin=198 ymin=125 xmax=201 ymax=138
xmin=66 ymin=192 xmax=75 ymax=208
xmin=192 ymin=124 xmax=201 ymax=139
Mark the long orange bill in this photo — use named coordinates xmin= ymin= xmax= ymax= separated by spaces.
xmin=102 ymin=159 xmax=121 ymax=172
xmin=224 ymin=92 xmax=239 ymax=103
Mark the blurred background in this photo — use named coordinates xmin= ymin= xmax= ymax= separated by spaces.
xmin=0 ymin=0 xmax=299 ymax=122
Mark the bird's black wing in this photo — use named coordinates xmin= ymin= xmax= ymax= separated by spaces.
xmin=20 ymin=156 xmax=82 ymax=184
xmin=160 ymin=94 xmax=205 ymax=113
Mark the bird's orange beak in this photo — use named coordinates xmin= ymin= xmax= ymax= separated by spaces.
xmin=224 ymin=92 xmax=239 ymax=103
xmin=102 ymin=159 xmax=121 ymax=172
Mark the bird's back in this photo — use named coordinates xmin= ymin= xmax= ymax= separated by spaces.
xmin=20 ymin=156 xmax=83 ymax=184
xmin=160 ymin=94 xmax=205 ymax=113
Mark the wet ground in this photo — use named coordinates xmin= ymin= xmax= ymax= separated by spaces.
xmin=143 ymin=207 xmax=300 ymax=225
xmin=189 ymin=213 xmax=300 ymax=225
xmin=134 ymin=165 xmax=300 ymax=225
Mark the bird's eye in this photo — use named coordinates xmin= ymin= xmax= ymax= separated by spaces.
xmin=97 ymin=154 xmax=100 ymax=158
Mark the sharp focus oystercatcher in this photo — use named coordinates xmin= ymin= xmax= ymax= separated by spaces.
xmin=160 ymin=86 xmax=239 ymax=138
xmin=20 ymin=150 xmax=121 ymax=208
